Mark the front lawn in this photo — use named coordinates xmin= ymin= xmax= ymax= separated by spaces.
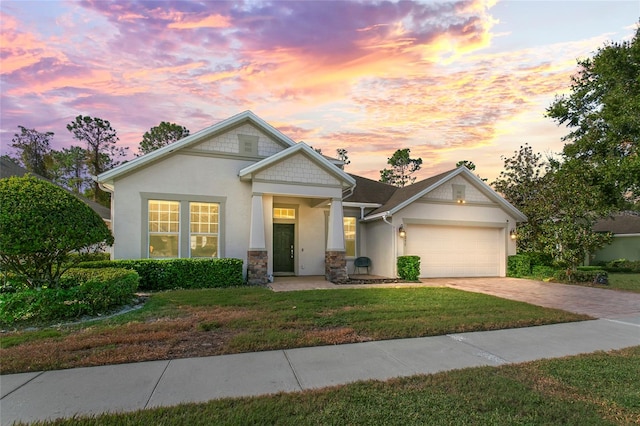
xmin=19 ymin=346 xmax=640 ymax=425
xmin=606 ymin=273 xmax=640 ymax=293
xmin=0 ymin=287 xmax=589 ymax=374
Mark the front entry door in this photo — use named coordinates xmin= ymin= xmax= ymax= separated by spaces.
xmin=273 ymin=224 xmax=295 ymax=273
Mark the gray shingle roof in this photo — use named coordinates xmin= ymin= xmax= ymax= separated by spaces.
xmin=594 ymin=212 xmax=640 ymax=235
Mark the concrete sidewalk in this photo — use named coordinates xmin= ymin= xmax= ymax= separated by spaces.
xmin=2 ymin=316 xmax=639 ymax=425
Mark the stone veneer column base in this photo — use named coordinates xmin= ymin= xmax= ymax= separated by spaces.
xmin=247 ymin=250 xmax=268 ymax=286
xmin=325 ymin=250 xmax=347 ymax=283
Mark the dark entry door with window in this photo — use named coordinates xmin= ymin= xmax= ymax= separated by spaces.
xmin=273 ymin=223 xmax=295 ymax=273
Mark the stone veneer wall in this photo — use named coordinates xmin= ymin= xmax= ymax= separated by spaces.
xmin=247 ymin=250 xmax=268 ymax=285
xmin=325 ymin=250 xmax=347 ymax=283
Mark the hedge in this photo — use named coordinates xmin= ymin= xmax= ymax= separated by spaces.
xmin=77 ymin=258 xmax=244 ymax=291
xmin=553 ymin=269 xmax=608 ymax=284
xmin=595 ymin=259 xmax=640 ymax=273
xmin=397 ymin=256 xmax=420 ymax=281
xmin=0 ymin=268 xmax=139 ymax=325
xmin=508 ymin=252 xmax=554 ymax=278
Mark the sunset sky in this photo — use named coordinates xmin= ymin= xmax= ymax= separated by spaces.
xmin=1 ymin=0 xmax=638 ymax=183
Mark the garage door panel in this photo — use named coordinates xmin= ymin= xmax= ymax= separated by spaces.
xmin=406 ymin=225 xmax=502 ymax=278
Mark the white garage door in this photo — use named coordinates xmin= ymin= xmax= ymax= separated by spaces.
xmin=406 ymin=225 xmax=502 ymax=278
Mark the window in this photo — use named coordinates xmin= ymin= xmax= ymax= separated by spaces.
xmin=344 ymin=217 xmax=356 ymax=257
xmin=190 ymin=202 xmax=219 ymax=257
xmin=144 ymin=195 xmax=225 ymax=259
xmin=148 ymin=200 xmax=180 ymax=258
xmin=274 ymin=208 xmax=296 ymax=219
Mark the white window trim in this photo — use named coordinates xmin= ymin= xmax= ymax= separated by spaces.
xmin=141 ymin=193 xmax=226 ymax=259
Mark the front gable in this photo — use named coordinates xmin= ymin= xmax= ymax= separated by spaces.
xmin=187 ymin=123 xmax=289 ymax=159
xmin=421 ymin=175 xmax=494 ymax=204
xmin=254 ymin=153 xmax=341 ymax=187
xmin=98 ymin=111 xmax=297 ymax=189
xmin=239 ymin=143 xmax=355 ymax=199
xmin=364 ymin=167 xmax=526 ymax=222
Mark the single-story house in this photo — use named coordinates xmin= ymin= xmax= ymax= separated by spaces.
xmin=1 ymin=156 xmax=111 ymax=227
xmin=97 ymin=111 xmax=526 ymax=283
xmin=591 ymin=212 xmax=640 ymax=262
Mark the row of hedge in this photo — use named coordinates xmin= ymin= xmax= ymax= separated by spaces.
xmin=591 ymin=259 xmax=640 ymax=273
xmin=77 ymin=258 xmax=244 ymax=291
xmin=0 ymin=268 xmax=139 ymax=325
xmin=508 ymin=253 xmax=612 ymax=284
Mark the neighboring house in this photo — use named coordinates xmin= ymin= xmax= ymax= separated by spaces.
xmin=591 ymin=212 xmax=640 ymax=262
xmin=0 ymin=156 xmax=111 ymax=227
xmin=97 ymin=111 xmax=526 ymax=284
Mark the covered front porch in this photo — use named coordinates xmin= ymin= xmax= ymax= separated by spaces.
xmin=238 ymin=143 xmax=357 ymax=285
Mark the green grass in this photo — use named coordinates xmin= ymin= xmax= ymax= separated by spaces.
xmin=0 ymin=328 xmax=64 ymax=349
xmin=607 ymin=273 xmax=640 ymax=293
xmin=0 ymin=287 xmax=589 ymax=373
xmin=154 ymin=286 xmax=588 ymax=345
xmin=23 ymin=346 xmax=640 ymax=425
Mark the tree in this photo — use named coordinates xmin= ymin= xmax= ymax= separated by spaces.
xmin=138 ymin=121 xmax=190 ymax=156
xmin=379 ymin=148 xmax=423 ymax=187
xmin=0 ymin=176 xmax=114 ymax=288
xmin=10 ymin=126 xmax=54 ymax=179
xmin=337 ymin=148 xmax=350 ymax=165
xmin=67 ymin=115 xmax=128 ymax=205
xmin=546 ymin=26 xmax=640 ymax=208
xmin=492 ymin=144 xmax=611 ymax=268
xmin=50 ymin=146 xmax=89 ymax=195
xmin=492 ymin=144 xmax=548 ymax=253
xmin=537 ymin=159 xmax=611 ymax=269
xmin=456 ymin=160 xmax=476 ymax=170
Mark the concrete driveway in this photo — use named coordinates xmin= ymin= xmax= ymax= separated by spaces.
xmin=270 ymin=276 xmax=640 ymax=320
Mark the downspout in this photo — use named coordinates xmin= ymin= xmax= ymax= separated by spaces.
xmin=382 ymin=212 xmax=396 ymax=278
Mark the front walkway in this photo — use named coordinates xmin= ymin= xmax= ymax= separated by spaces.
xmin=270 ymin=276 xmax=640 ymax=320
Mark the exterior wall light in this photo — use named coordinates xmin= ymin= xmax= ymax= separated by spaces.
xmin=509 ymin=229 xmax=517 ymax=240
xmin=399 ymin=224 xmax=406 ymax=238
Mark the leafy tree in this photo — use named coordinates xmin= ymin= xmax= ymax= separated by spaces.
xmin=138 ymin=121 xmax=190 ymax=156
xmin=537 ymin=159 xmax=611 ymax=269
xmin=492 ymin=144 xmax=611 ymax=268
xmin=337 ymin=148 xmax=350 ymax=165
xmin=51 ymin=146 xmax=89 ymax=195
xmin=0 ymin=175 xmax=114 ymax=288
xmin=379 ymin=148 xmax=423 ymax=187
xmin=67 ymin=115 xmax=128 ymax=205
xmin=492 ymin=144 xmax=548 ymax=253
xmin=546 ymin=26 xmax=640 ymax=207
xmin=456 ymin=160 xmax=476 ymax=170
xmin=10 ymin=126 xmax=54 ymax=179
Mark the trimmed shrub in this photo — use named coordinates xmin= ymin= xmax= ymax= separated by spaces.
xmin=0 ymin=268 xmax=138 ymax=325
xmin=397 ymin=256 xmax=420 ymax=281
xmin=0 ymin=176 xmax=113 ymax=289
xmin=507 ymin=255 xmax=531 ymax=277
xmin=78 ymin=258 xmax=244 ymax=291
xmin=604 ymin=259 xmax=640 ymax=273
xmin=553 ymin=268 xmax=608 ymax=284
xmin=531 ymin=265 xmax=557 ymax=280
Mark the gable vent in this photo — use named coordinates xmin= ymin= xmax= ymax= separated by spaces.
xmin=238 ymin=134 xmax=258 ymax=156
xmin=452 ymin=184 xmax=466 ymax=203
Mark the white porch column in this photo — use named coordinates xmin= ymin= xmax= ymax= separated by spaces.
xmin=326 ymin=198 xmax=345 ymax=251
xmin=249 ymin=193 xmax=266 ymax=250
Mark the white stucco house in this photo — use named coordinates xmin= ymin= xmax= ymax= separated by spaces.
xmin=97 ymin=111 xmax=526 ymax=284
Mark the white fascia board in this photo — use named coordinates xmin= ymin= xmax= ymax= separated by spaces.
xmin=98 ymin=110 xmax=297 ymax=185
